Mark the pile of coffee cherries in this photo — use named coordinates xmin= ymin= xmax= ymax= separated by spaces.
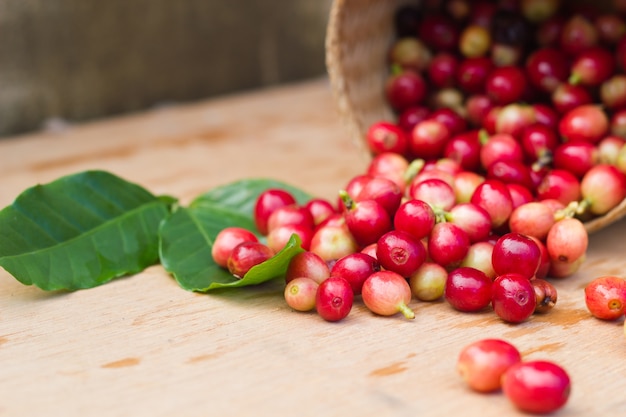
xmin=213 ymin=0 xmax=626 ymax=328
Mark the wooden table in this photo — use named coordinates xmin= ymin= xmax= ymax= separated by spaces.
xmin=1 ymin=78 xmax=624 ymax=416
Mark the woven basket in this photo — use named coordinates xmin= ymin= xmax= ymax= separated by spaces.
xmin=325 ymin=0 xmax=626 ymax=234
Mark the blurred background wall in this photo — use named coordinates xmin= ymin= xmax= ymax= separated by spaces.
xmin=0 ymin=0 xmax=333 ymax=138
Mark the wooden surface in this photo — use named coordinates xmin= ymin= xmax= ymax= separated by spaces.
xmin=1 ymin=78 xmax=625 ymax=417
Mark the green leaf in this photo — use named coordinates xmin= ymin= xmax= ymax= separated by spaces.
xmin=159 ymin=178 xmax=311 ymax=292
xmin=0 ymin=170 xmax=175 ymax=291
xmin=190 ymin=178 xmax=312 ymax=216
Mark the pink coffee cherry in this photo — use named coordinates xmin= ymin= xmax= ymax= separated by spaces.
xmin=284 ymin=277 xmax=319 ymax=312
xmin=584 ymin=275 xmax=626 ymax=320
xmin=362 ymin=270 xmax=415 ymax=319
xmin=285 ymin=251 xmax=330 ymax=285
xmin=211 ymin=227 xmax=259 ymax=269
xmin=457 ymin=338 xmax=522 ymax=392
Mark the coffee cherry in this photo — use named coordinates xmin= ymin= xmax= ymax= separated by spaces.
xmin=254 ymin=189 xmax=297 ymax=235
xmin=285 ymin=251 xmax=330 ymax=285
xmin=316 ymin=276 xmax=354 ymax=322
xmin=267 ymin=223 xmax=313 ymax=252
xmin=305 ymin=198 xmax=337 ymax=227
xmin=580 ymin=164 xmax=626 ymax=216
xmin=460 ymin=241 xmax=497 ymax=280
xmin=551 ymin=82 xmax=593 ymax=114
xmin=502 ymin=360 xmax=571 ymax=414
xmin=398 ymin=105 xmax=431 ymax=133
xmin=531 ymin=278 xmax=558 ymax=313
xmin=410 ymin=119 xmax=451 ymax=160
xmin=340 ymin=191 xmax=392 ymax=247
xmin=409 ymin=262 xmax=447 ymax=301
xmin=584 ymin=275 xmax=626 ymax=320
xmin=362 ymin=270 xmax=415 ymax=319
xmin=560 ymin=14 xmax=598 ymax=55
xmin=595 ymin=14 xmax=626 ymax=44
xmin=385 ymin=70 xmax=428 ymax=112
xmin=485 ymin=66 xmax=528 ymax=105
xmin=553 ymin=142 xmax=598 ymax=179
xmin=492 ymin=232 xmax=541 ymax=279
xmin=600 ymin=74 xmax=626 ymax=110
xmin=410 ymin=178 xmax=456 ymax=212
xmin=470 ymin=179 xmax=514 ymax=228
xmin=377 ymin=230 xmax=427 ymax=277
xmin=457 ymin=338 xmax=522 ymax=392
xmin=428 ymin=222 xmax=471 ymax=268
xmin=526 ymin=47 xmax=569 ymax=93
xmin=357 ymin=176 xmax=404 ymax=218
xmin=536 ymin=169 xmax=582 ymax=206
xmin=445 ymin=267 xmax=493 ymax=312
xmin=266 ymin=204 xmax=314 ymax=234
xmin=459 ymin=24 xmax=491 ymax=58
xmin=428 ymin=52 xmax=459 ymax=88
xmin=418 ymin=13 xmax=459 ymax=52
xmin=509 ymin=201 xmax=556 ymax=241
xmin=389 ymin=37 xmax=432 ymax=72
xmin=227 ymin=241 xmax=275 ymax=279
xmin=546 ymin=217 xmax=588 ymax=264
xmin=558 ymin=104 xmax=609 ymax=144
xmin=492 ymin=273 xmax=536 ymax=323
xmin=284 ymin=277 xmax=319 ymax=312
xmin=456 ymin=56 xmax=493 ymax=94
xmin=480 ymin=133 xmax=525 ymax=170
xmin=446 ymin=203 xmax=492 ymax=243
xmin=569 ymin=46 xmax=616 ymax=87
xmin=366 ymin=121 xmax=410 ymax=155
xmin=330 ymin=252 xmax=380 ymax=295
xmin=309 ymin=223 xmax=358 ymax=263
xmin=212 ymin=227 xmax=259 ymax=269
xmin=366 ymin=152 xmax=410 ymax=192
xmin=393 ymin=199 xmax=436 ymax=240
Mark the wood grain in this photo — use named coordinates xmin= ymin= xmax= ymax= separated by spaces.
xmin=0 ymin=79 xmax=625 ymax=417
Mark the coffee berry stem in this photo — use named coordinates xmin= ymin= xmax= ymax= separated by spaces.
xmin=531 ymin=149 xmax=553 ymax=171
xmin=398 ymin=303 xmax=416 ymax=319
xmin=404 ymin=158 xmax=426 ymax=185
xmin=338 ymin=189 xmax=355 ymax=210
xmin=554 ymin=199 xmax=591 ymax=221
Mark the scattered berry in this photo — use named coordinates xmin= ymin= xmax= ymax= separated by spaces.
xmin=284 ymin=277 xmax=319 ymax=312
xmin=502 ymin=360 xmax=571 ymax=414
xmin=457 ymin=339 xmax=522 ymax=392
xmin=584 ymin=275 xmax=626 ymax=320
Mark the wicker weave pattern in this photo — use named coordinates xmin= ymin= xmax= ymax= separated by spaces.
xmin=326 ymin=0 xmax=415 ymax=153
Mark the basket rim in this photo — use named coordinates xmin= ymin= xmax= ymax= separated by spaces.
xmin=325 ymin=0 xmax=370 ymax=156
